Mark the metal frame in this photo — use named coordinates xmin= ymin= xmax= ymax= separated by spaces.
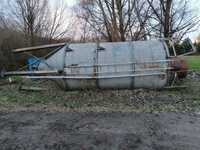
xmin=24 ymin=72 xmax=166 ymax=80
xmin=65 ymin=68 xmax=172 ymax=76
xmin=13 ymin=43 xmax=67 ymax=53
xmin=4 ymin=70 xmax=59 ymax=76
xmin=65 ymin=60 xmax=174 ymax=68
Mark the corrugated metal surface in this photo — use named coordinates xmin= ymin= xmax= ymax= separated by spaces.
xmin=133 ymin=40 xmax=167 ymax=89
xmin=65 ymin=43 xmax=97 ymax=89
xmin=98 ymin=42 xmax=134 ymax=89
xmin=39 ymin=40 xmax=170 ymax=90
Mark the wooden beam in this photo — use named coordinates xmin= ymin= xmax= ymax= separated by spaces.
xmin=19 ymin=86 xmax=47 ymax=92
xmin=0 ymin=81 xmax=17 ymax=86
xmin=164 ymin=86 xmax=188 ymax=90
xmin=13 ymin=43 xmax=66 ymax=53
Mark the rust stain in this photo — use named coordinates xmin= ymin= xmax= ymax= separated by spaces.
xmin=143 ymin=63 xmax=161 ymax=69
xmin=93 ymin=65 xmax=97 ymax=78
xmin=70 ymin=64 xmax=80 ymax=75
xmin=170 ymin=57 xmax=188 ymax=79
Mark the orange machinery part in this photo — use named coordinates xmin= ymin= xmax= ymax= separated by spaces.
xmin=170 ymin=57 xmax=188 ymax=79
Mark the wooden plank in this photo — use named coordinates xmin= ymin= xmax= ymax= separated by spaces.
xmin=164 ymin=86 xmax=188 ymax=90
xmin=13 ymin=43 xmax=66 ymax=53
xmin=19 ymin=86 xmax=47 ymax=92
xmin=0 ymin=81 xmax=17 ymax=86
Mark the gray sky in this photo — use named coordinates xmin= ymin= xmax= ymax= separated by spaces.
xmin=188 ymin=0 xmax=200 ymax=39
xmin=65 ymin=0 xmax=78 ymax=7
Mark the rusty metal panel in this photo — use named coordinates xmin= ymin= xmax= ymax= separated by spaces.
xmin=97 ymin=41 xmax=168 ymax=89
xmin=98 ymin=42 xmax=133 ymax=89
xmin=64 ymin=43 xmax=97 ymax=89
xmin=133 ymin=40 xmax=168 ymax=89
xmin=65 ymin=43 xmax=96 ymax=76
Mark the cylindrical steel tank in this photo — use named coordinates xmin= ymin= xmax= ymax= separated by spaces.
xmin=39 ymin=40 xmax=176 ymax=90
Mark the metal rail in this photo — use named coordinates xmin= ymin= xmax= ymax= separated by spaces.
xmin=13 ymin=43 xmax=67 ymax=53
xmin=4 ymin=70 xmax=59 ymax=76
xmin=65 ymin=67 xmax=172 ymax=76
xmin=24 ymin=72 xmax=166 ymax=79
xmin=65 ymin=60 xmax=173 ymax=68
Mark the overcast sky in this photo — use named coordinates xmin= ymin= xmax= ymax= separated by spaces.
xmin=65 ymin=0 xmax=78 ymax=7
xmin=187 ymin=0 xmax=200 ymax=39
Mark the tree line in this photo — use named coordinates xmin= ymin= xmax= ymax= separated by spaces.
xmin=76 ymin=0 xmax=199 ymax=42
xmin=0 ymin=0 xmax=71 ymax=69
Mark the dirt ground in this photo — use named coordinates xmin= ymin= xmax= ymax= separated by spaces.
xmin=0 ymin=112 xmax=200 ymax=150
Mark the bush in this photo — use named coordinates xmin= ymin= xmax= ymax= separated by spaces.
xmin=0 ymin=28 xmax=26 ymax=70
xmin=175 ymin=39 xmax=193 ymax=55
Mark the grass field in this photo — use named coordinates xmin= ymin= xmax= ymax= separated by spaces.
xmin=0 ymin=77 xmax=200 ymax=112
xmin=185 ymin=56 xmax=200 ymax=70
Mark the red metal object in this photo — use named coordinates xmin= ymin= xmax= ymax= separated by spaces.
xmin=170 ymin=57 xmax=188 ymax=79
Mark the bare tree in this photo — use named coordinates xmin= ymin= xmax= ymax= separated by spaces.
xmin=8 ymin=0 xmax=70 ymax=46
xmin=147 ymin=0 xmax=199 ymax=40
xmin=9 ymin=0 xmax=49 ymax=46
xmin=44 ymin=0 xmax=69 ymax=41
xmin=0 ymin=2 xmax=9 ymax=30
xmin=76 ymin=0 xmax=152 ymax=42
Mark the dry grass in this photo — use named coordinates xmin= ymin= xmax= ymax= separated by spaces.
xmin=0 ymin=75 xmax=200 ymax=112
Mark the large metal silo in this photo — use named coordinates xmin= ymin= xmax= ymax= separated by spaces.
xmin=38 ymin=40 xmax=175 ymax=90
